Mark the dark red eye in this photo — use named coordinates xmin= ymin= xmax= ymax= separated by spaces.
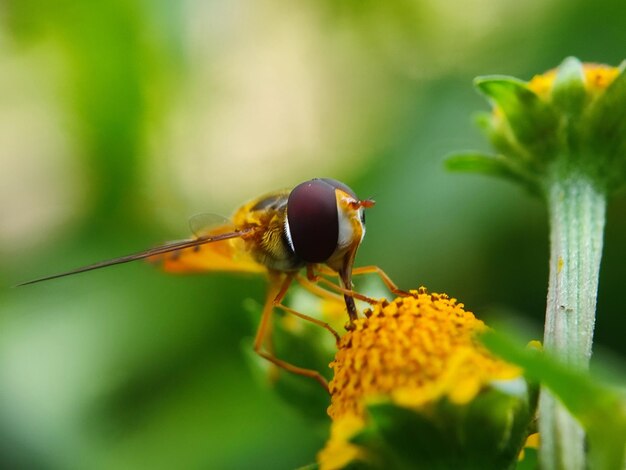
xmin=287 ymin=179 xmax=342 ymax=262
xmin=320 ymin=178 xmax=363 ymax=224
xmin=319 ymin=178 xmax=357 ymax=199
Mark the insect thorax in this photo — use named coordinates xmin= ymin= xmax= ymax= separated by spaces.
xmin=234 ymin=191 xmax=305 ymax=272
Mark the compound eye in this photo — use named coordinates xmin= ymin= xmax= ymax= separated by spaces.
xmin=319 ymin=178 xmax=358 ymax=199
xmin=287 ymin=179 xmax=339 ymax=263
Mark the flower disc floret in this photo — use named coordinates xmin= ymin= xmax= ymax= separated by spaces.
xmin=319 ymin=288 xmax=529 ymax=470
xmin=328 ymin=288 xmax=520 ymax=421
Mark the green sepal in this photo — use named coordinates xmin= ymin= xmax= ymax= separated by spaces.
xmin=580 ymin=62 xmax=626 ymax=192
xmin=445 ymin=152 xmax=540 ymax=195
xmin=551 ymin=57 xmax=587 ymax=117
xmin=475 ymin=76 xmax=559 ymax=158
xmin=483 ymin=332 xmax=626 ymax=470
xmin=474 ymin=111 xmax=529 ymax=163
xmin=550 ymin=57 xmax=587 ymax=164
xmin=343 ymin=384 xmax=535 ymax=470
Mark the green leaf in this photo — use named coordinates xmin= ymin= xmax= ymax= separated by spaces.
xmin=483 ymin=332 xmax=626 ymax=470
xmin=446 ymin=151 xmax=518 ymax=177
xmin=475 ymin=76 xmax=558 ymax=157
xmin=445 ymin=152 xmax=539 ymax=194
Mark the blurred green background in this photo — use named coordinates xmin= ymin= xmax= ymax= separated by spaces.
xmin=1 ymin=0 xmax=625 ymax=468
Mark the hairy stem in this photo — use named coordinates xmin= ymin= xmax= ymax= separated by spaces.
xmin=539 ymin=175 xmax=606 ymax=470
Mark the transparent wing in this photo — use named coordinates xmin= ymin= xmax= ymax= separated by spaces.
xmin=188 ymin=213 xmax=234 ymax=238
xmin=153 ymin=214 xmax=266 ymax=274
xmin=160 ymin=213 xmax=264 ymax=275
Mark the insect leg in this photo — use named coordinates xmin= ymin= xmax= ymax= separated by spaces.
xmin=351 ymin=265 xmax=412 ymax=297
xmin=316 ymin=265 xmax=411 ymax=298
xmin=306 ymin=265 xmax=365 ymax=330
xmin=303 ymin=273 xmax=379 ymax=305
xmin=275 ymin=302 xmax=340 ymax=344
xmin=253 ymin=272 xmax=330 ymax=393
xmin=296 ymin=273 xmax=344 ymax=302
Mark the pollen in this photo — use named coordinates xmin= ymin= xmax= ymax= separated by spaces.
xmin=318 ymin=288 xmax=522 ymax=469
xmin=327 ymin=287 xmax=520 ymax=421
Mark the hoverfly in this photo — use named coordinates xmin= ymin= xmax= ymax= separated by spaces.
xmin=19 ymin=178 xmax=405 ymax=391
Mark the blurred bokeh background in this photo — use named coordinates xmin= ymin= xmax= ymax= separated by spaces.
xmin=1 ymin=0 xmax=625 ymax=468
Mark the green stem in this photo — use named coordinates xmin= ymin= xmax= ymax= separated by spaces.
xmin=539 ymin=175 xmax=606 ymax=470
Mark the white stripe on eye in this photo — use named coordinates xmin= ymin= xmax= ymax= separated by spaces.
xmin=359 ymin=208 xmax=366 ymax=242
xmin=284 ymin=216 xmax=296 ymax=253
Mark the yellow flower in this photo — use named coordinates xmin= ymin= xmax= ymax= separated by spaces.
xmin=518 ymin=433 xmax=540 ymax=461
xmin=318 ymin=287 xmax=524 ymax=469
xmin=528 ymin=63 xmax=620 ymax=99
xmin=317 ymin=414 xmax=367 ymax=470
xmin=448 ymin=58 xmax=626 ymax=197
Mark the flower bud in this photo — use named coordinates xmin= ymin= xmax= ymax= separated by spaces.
xmin=448 ymin=57 xmax=626 ymax=196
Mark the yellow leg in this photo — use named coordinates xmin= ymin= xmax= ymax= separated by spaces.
xmin=295 ymin=273 xmax=344 ymax=303
xmin=307 ymin=265 xmax=412 ymax=331
xmin=316 ymin=264 xmax=411 ymax=298
xmin=351 ymin=265 xmax=412 ymax=297
xmin=305 ymin=275 xmax=379 ymax=305
xmin=276 ymin=302 xmax=340 ymax=344
xmin=252 ymin=272 xmax=331 ymax=393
